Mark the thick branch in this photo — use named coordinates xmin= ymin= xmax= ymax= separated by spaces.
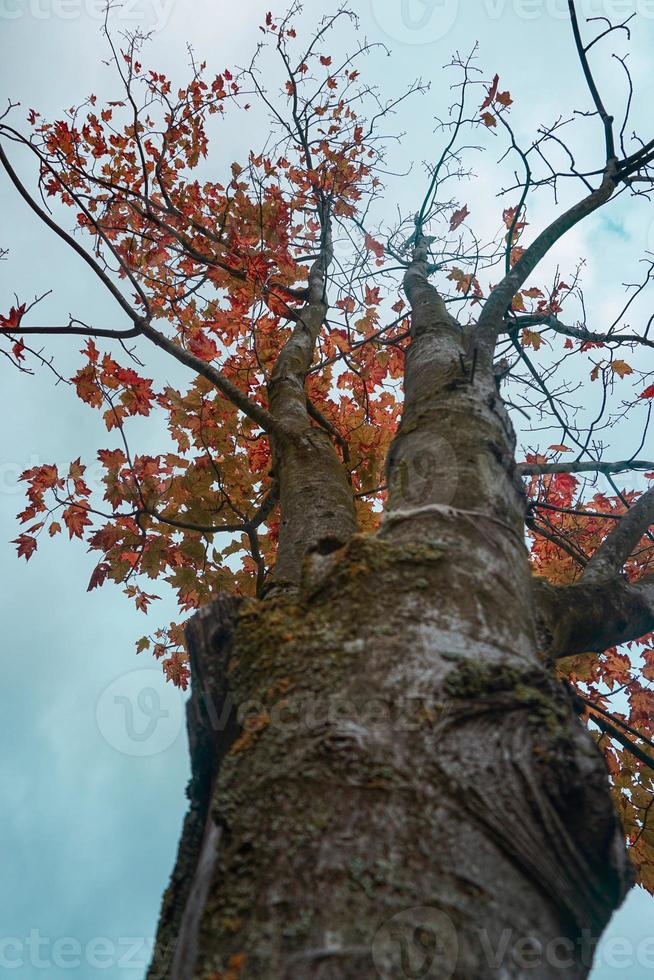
xmin=266 ymin=218 xmax=357 ymax=583
xmin=534 ymin=573 xmax=654 ymax=659
xmin=268 ymin=243 xmax=333 ymax=433
xmin=477 ymin=171 xmax=616 ymax=335
xmin=306 ymin=397 xmax=350 ymax=462
xmin=403 ymin=233 xmax=461 ymax=338
xmin=582 ymin=487 xmax=654 ymax=582
xmin=138 ymin=321 xmax=278 ymax=435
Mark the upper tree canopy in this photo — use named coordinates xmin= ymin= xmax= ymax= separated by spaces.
xmin=3 ymin=2 xmax=654 ymax=892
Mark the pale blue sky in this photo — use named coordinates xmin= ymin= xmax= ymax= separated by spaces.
xmin=1 ymin=0 xmax=653 ymax=976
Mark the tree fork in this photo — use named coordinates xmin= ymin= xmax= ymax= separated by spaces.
xmin=149 ymin=249 xmax=634 ymax=975
xmin=147 ymin=238 xmax=634 ymax=978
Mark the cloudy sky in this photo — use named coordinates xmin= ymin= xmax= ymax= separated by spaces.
xmin=1 ymin=0 xmax=654 ymax=976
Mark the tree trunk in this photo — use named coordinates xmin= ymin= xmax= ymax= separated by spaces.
xmin=149 ymin=543 xmax=630 ymax=979
xmin=148 ymin=252 xmax=632 ymax=979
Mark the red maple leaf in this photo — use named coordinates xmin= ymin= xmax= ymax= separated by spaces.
xmin=364 ymin=233 xmax=385 ymax=260
xmin=0 ymin=303 xmax=26 ymax=330
xmin=13 ymin=534 xmax=38 ymax=561
xmin=449 ymin=205 xmax=470 ymax=232
xmin=480 ymin=74 xmax=499 ymax=110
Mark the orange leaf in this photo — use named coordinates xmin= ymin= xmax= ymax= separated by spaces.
xmin=611 ymin=360 xmax=634 ymax=379
xmin=521 ymin=328 xmax=542 ymax=350
xmin=63 ymin=505 xmax=92 ymax=539
xmin=364 ymin=233 xmax=385 ymax=260
xmin=189 ymin=332 xmax=218 ymax=362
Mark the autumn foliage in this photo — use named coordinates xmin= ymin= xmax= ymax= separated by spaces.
xmin=3 ymin=7 xmax=654 ymax=894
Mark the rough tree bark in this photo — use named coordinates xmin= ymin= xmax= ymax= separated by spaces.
xmin=147 ymin=230 xmax=634 ymax=980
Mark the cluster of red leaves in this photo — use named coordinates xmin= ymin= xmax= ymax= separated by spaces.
xmin=479 ymin=72 xmax=513 ymax=129
xmin=9 ymin=21 xmax=400 ymax=689
xmin=527 ymin=463 xmax=654 ymax=889
xmin=0 ymin=303 xmax=25 ymax=329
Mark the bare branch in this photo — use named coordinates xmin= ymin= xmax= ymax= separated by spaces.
xmin=7 ymin=322 xmax=141 ymax=339
xmin=518 ymin=460 xmax=654 ymax=478
xmin=568 ymin=0 xmax=616 ymax=162
xmin=506 ymin=313 xmax=654 ymax=350
xmin=586 ymin=707 xmax=654 ymax=773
